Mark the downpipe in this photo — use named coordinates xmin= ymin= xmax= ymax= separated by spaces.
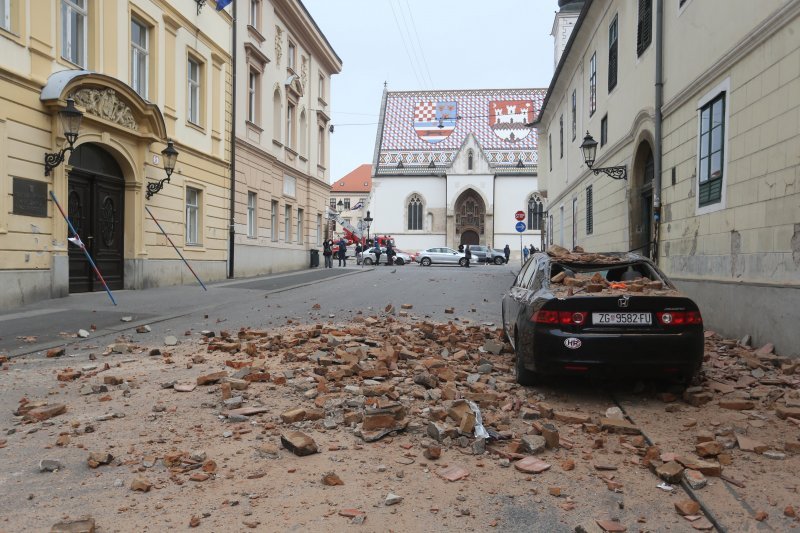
xmin=653 ymin=0 xmax=664 ymax=265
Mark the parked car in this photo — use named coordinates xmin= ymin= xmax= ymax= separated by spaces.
xmin=465 ymin=245 xmax=507 ymax=264
xmin=415 ymin=247 xmax=467 ymax=267
xmin=362 ymin=247 xmax=412 ymax=266
xmin=501 ymin=251 xmax=703 ymax=385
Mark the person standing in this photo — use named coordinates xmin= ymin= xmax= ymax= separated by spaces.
xmin=530 ymin=244 xmax=537 ymax=255
xmin=385 ymin=242 xmax=394 ymax=266
xmin=322 ymin=240 xmax=333 ymax=268
xmin=373 ymin=241 xmax=382 ymax=266
xmin=503 ymin=244 xmax=510 ymax=264
xmin=523 ymin=245 xmax=530 ymax=262
xmin=355 ymin=242 xmax=363 ymax=265
xmin=337 ymin=238 xmax=347 ymax=267
xmin=464 ymin=245 xmax=471 ymax=268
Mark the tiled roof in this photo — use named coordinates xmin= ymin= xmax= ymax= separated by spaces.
xmin=332 ymin=164 xmax=372 ymax=192
xmin=376 ymin=88 xmax=546 ymax=172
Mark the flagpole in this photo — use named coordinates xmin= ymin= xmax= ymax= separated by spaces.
xmin=50 ymin=191 xmax=117 ymax=306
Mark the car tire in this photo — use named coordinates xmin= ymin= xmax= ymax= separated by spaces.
xmin=421 ymin=257 xmax=432 ymax=266
xmin=514 ymin=331 xmax=538 ymax=386
xmin=459 ymin=258 xmax=467 ymax=267
xmin=395 ymin=258 xmax=405 ymax=266
xmin=363 ymin=258 xmax=373 ymax=266
xmin=494 ymin=256 xmax=504 ymax=265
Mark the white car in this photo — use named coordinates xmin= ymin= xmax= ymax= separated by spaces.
xmin=362 ymin=247 xmax=412 ymax=266
xmin=415 ymin=247 xmax=468 ymax=267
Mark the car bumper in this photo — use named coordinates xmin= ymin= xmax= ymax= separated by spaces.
xmin=520 ymin=326 xmax=703 ymax=378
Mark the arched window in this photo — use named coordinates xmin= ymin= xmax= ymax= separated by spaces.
xmin=528 ymin=195 xmax=544 ymax=231
xmin=407 ymin=194 xmax=423 ymax=230
xmin=273 ymin=90 xmax=281 ymax=140
xmin=467 ymin=150 xmax=474 ymax=170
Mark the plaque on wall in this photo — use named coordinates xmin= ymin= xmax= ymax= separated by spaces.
xmin=13 ymin=177 xmax=48 ymax=217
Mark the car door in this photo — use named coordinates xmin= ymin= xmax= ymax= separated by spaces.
xmin=442 ymin=248 xmax=460 ymax=263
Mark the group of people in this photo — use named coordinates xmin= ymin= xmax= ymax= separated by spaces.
xmin=321 ymin=238 xmax=397 ymax=268
xmin=522 ymin=243 xmax=538 ymax=261
xmin=321 ymin=238 xmax=347 ymax=268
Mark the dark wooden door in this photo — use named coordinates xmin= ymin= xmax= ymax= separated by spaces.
xmin=67 ymin=144 xmax=124 ymax=293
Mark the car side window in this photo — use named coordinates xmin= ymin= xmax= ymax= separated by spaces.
xmin=528 ymin=264 xmax=545 ymax=291
xmin=515 ymin=261 xmax=533 ymax=287
xmin=519 ymin=260 xmax=537 ymax=289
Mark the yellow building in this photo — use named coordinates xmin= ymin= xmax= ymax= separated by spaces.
xmin=0 ymin=0 xmax=232 ymax=308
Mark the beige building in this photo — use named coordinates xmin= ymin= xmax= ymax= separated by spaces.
xmin=329 ymin=163 xmax=371 ymax=239
xmin=0 ymin=0 xmax=232 ymax=308
xmin=535 ymin=0 xmax=800 ymax=355
xmin=231 ymin=0 xmax=340 ymax=276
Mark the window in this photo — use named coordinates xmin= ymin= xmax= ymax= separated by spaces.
xmin=1 ymin=0 xmax=10 ymax=31
xmin=297 ymin=208 xmax=304 ymax=244
xmin=62 ymin=0 xmax=87 ymax=67
xmin=329 ymin=198 xmax=336 ymax=209
xmin=273 ymin=90 xmax=282 ymax=140
xmin=249 ymin=0 xmax=260 ymax=29
xmin=528 ymin=195 xmax=544 ymax=231
xmin=571 ymin=90 xmax=576 ymax=141
xmin=548 ymin=134 xmax=552 ymax=172
xmin=608 ymin=15 xmax=618 ymax=91
xmin=131 ymin=18 xmax=149 ymax=99
xmin=589 ymin=52 xmax=597 ymax=116
xmin=316 ymin=213 xmax=322 ymax=245
xmin=318 ymin=126 xmax=325 ymax=165
xmin=359 ymin=197 xmax=367 ymax=207
xmin=247 ymin=191 xmax=257 ymax=238
xmin=637 ymin=0 xmax=652 ymax=57
xmin=586 ymin=185 xmax=594 ymax=235
xmin=468 ymin=150 xmax=474 ymax=170
xmin=299 ymin=110 xmax=307 ymax=155
xmin=284 ymin=205 xmax=291 ymax=242
xmin=283 ymin=175 xmax=296 ymax=197
xmin=343 ymin=198 xmax=350 ymax=210
xmin=698 ymin=93 xmax=725 ymax=207
xmin=318 ymin=75 xmax=325 ymax=99
xmin=559 ymin=115 xmax=564 ymax=159
xmin=247 ymin=69 xmax=257 ymax=123
xmin=287 ymin=41 xmax=296 ymax=71
xmin=270 ymin=200 xmax=278 ymax=241
xmin=600 ymin=115 xmax=608 ymax=146
xmin=187 ymin=57 xmax=201 ymax=125
xmin=548 ymin=214 xmax=554 ymax=245
xmin=571 ymin=197 xmax=578 ymax=250
xmin=407 ymin=194 xmax=423 ymax=231
xmin=186 ymin=187 xmax=200 ymax=244
xmin=286 ymin=102 xmax=295 ymax=148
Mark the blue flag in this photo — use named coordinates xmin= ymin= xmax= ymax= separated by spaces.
xmin=216 ymin=0 xmax=233 ymax=10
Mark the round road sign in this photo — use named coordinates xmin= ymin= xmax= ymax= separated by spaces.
xmin=514 ymin=210 xmax=525 ymax=221
xmin=515 ymin=221 xmax=526 ymax=233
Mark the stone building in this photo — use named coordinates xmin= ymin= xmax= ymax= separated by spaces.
xmin=535 ymin=0 xmax=800 ymax=355
xmin=231 ymin=0 xmax=340 ymax=277
xmin=371 ymin=87 xmax=547 ymax=255
xmin=328 ymin=163 xmax=371 ymax=239
xmin=0 ymin=0 xmax=233 ymax=308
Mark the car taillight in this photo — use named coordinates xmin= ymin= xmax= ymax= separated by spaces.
xmin=657 ymin=311 xmax=702 ymax=326
xmin=532 ymin=310 xmax=586 ymax=326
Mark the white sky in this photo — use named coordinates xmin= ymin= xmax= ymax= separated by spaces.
xmin=301 ymin=0 xmax=561 ymax=182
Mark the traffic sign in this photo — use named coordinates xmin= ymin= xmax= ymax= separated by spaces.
xmin=515 ymin=221 xmax=526 ymax=233
xmin=514 ymin=210 xmax=525 ymax=221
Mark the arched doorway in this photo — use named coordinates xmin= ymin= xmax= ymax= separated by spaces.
xmin=630 ymin=140 xmax=654 ymax=259
xmin=455 ymin=189 xmax=485 ymax=247
xmin=67 ymin=143 xmax=125 ymax=293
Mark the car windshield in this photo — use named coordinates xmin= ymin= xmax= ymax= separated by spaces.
xmin=549 ymin=260 xmax=666 ymax=284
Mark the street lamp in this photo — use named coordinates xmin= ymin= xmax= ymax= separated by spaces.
xmin=580 ymin=131 xmax=627 ymax=180
xmin=44 ymin=98 xmax=84 ymax=176
xmin=145 ymin=140 xmax=180 ymax=199
xmin=336 ymin=199 xmax=344 ymax=213
xmin=364 ymin=210 xmax=373 ymax=245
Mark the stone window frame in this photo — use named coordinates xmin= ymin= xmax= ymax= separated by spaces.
xmin=185 ymin=185 xmax=203 ymax=246
xmin=406 ymin=193 xmax=425 ymax=232
xmin=247 ymin=191 xmax=257 ymax=238
xmin=61 ymin=0 xmax=88 ymax=68
xmin=695 ymin=78 xmax=730 ymax=215
xmin=186 ymin=51 xmax=205 ymax=128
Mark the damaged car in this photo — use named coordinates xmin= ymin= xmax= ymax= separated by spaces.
xmin=501 ymin=248 xmax=704 ymax=385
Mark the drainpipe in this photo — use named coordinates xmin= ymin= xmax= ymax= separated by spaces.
xmin=653 ymin=0 xmax=664 ymax=264
xmin=227 ymin=2 xmax=238 ymax=278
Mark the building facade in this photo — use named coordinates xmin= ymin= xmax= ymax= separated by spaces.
xmin=0 ymin=0 xmax=232 ymax=309
xmin=371 ymin=88 xmax=547 ymax=255
xmin=536 ymin=0 xmax=800 ymax=355
xmin=231 ymin=0 xmax=340 ymax=277
xmin=328 ymin=163 xmax=371 ymax=239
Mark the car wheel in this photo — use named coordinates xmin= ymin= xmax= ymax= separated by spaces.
xmin=459 ymin=258 xmax=467 ymax=267
xmin=494 ymin=256 xmax=504 ymax=265
xmin=421 ymin=257 xmax=432 ymax=266
xmin=395 ymin=258 xmax=405 ymax=266
xmin=514 ymin=331 xmax=538 ymax=386
xmin=363 ymin=258 xmax=373 ymax=265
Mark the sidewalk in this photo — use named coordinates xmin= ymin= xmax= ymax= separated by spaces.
xmin=0 ymin=266 xmax=369 ymax=358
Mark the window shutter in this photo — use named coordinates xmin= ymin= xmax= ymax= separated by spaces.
xmin=637 ymin=0 xmax=652 ymax=57
xmin=586 ymin=186 xmax=593 ymax=235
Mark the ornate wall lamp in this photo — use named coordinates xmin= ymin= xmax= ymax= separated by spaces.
xmin=145 ymin=140 xmax=179 ymax=200
xmin=579 ymin=131 xmax=627 ymax=180
xmin=44 ymin=98 xmax=83 ymax=176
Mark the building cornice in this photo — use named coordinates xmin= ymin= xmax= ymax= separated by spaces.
xmin=273 ymin=0 xmax=342 ymax=74
xmin=234 ymin=138 xmax=330 ymax=188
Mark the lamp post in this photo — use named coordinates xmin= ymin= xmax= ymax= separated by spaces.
xmin=364 ymin=210 xmax=373 ymax=245
xmin=44 ymin=98 xmax=84 ymax=176
xmin=145 ymin=140 xmax=180 ymax=199
xmin=580 ymin=132 xmax=627 ymax=180
xmin=336 ymin=200 xmax=344 ymax=213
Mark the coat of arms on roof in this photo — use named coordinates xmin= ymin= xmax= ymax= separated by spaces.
xmin=413 ymin=101 xmax=458 ymax=144
xmin=489 ymin=100 xmax=533 ymax=142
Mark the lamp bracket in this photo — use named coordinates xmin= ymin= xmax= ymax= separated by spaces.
xmin=44 ymin=146 xmax=74 ymax=176
xmin=592 ymin=165 xmax=627 ymax=180
xmin=146 ymin=172 xmax=172 ymax=200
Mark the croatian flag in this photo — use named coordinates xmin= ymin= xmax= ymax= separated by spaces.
xmin=216 ymin=0 xmax=233 ymax=10
xmin=413 ymin=101 xmax=457 ymax=144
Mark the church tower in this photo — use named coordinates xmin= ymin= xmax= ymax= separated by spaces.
xmin=551 ymin=0 xmax=584 ymax=69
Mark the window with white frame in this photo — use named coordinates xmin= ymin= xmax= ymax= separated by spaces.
xmin=284 ymin=205 xmax=291 ymax=242
xmin=343 ymin=198 xmax=350 ymax=210
xmin=297 ymin=208 xmax=304 ymax=244
xmin=187 ymin=56 xmax=201 ymax=125
xmin=407 ymin=194 xmax=423 ymax=231
xmin=1 ymin=0 xmax=10 ymax=31
xmin=318 ymin=74 xmax=325 ymax=99
xmin=247 ymin=191 xmax=257 ymax=238
xmin=287 ymin=40 xmax=296 ymax=71
xmin=249 ymin=0 xmax=260 ymax=29
xmin=329 ymin=198 xmax=336 ymax=209
xmin=698 ymin=92 xmax=726 ymax=208
xmin=131 ymin=18 xmax=149 ymax=99
xmin=270 ymin=200 xmax=278 ymax=241
xmin=247 ymin=69 xmax=257 ymax=123
xmin=589 ymin=52 xmax=597 ymax=117
xmin=286 ymin=102 xmax=295 ymax=148
xmin=283 ymin=174 xmax=296 ymax=197
xmin=316 ymin=213 xmax=322 ymax=245
xmin=186 ymin=187 xmax=200 ymax=244
xmin=318 ymin=126 xmax=325 ymax=165
xmin=62 ymin=0 xmax=87 ymax=67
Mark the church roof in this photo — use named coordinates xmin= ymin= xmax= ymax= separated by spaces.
xmin=374 ymin=88 xmax=546 ymax=175
xmin=332 ymin=163 xmax=372 ymax=192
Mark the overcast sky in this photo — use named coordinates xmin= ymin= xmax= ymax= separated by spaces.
xmin=301 ymin=0 xmax=561 ymax=182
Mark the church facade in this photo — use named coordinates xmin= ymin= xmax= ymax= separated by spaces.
xmin=370 ymin=88 xmax=547 ymax=255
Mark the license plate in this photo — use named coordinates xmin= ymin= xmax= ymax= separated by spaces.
xmin=592 ymin=312 xmax=652 ymax=325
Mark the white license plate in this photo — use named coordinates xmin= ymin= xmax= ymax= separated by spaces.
xmin=592 ymin=312 xmax=652 ymax=325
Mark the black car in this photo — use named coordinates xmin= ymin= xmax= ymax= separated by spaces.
xmin=501 ymin=251 xmax=703 ymax=385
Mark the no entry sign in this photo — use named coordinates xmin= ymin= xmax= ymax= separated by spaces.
xmin=514 ymin=210 xmax=525 ymax=221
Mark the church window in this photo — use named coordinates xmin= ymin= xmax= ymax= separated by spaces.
xmin=468 ymin=150 xmax=473 ymax=170
xmin=407 ymin=194 xmax=423 ymax=231
xmin=528 ymin=195 xmax=544 ymax=231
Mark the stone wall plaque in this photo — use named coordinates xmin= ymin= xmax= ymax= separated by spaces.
xmin=13 ymin=177 xmax=48 ymax=217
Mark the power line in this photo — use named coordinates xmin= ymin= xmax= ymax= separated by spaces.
xmin=395 ymin=0 xmax=430 ymax=89
xmin=388 ymin=0 xmax=425 ymax=89
xmin=403 ymin=0 xmax=435 ymax=88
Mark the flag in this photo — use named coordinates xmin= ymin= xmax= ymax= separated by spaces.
xmin=216 ymin=0 xmax=233 ymax=11
xmin=352 ymin=201 xmax=364 ymax=210
xmin=67 ymin=236 xmax=84 ymax=249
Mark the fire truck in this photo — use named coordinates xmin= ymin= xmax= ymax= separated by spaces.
xmin=326 ymin=207 xmax=394 ymax=254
